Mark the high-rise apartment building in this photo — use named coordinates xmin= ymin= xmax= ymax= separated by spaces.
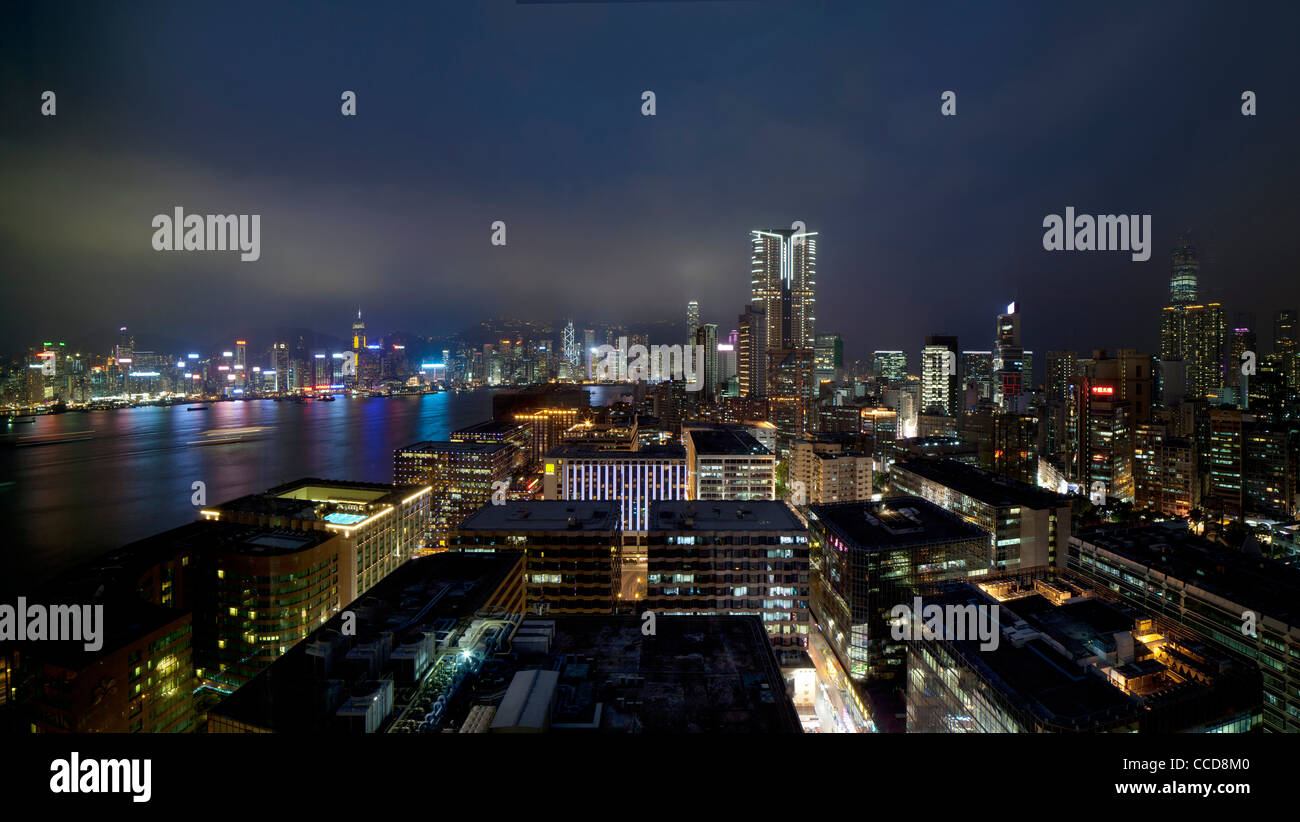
xmin=695 ymin=323 xmax=719 ymax=401
xmin=1132 ymin=422 xmax=1198 ymax=518
xmin=767 ymin=347 xmax=815 ymax=443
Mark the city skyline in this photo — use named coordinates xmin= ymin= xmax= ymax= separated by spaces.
xmin=3 ymin=3 xmax=1299 ymax=359
xmin=4 ymin=0 xmax=1300 ymax=765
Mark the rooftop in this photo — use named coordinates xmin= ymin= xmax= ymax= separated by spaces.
xmin=649 ymin=501 xmax=804 ymax=533
xmin=456 ymin=501 xmax=619 ymax=532
xmin=545 ymin=443 xmax=686 ymax=460
xmin=808 ymin=496 xmax=986 ymax=550
xmin=396 ymin=440 xmax=513 ymax=455
xmin=893 ymin=458 xmax=1072 ymax=509
xmin=686 ymin=428 xmax=772 ymax=456
xmin=918 ymin=578 xmax=1257 ymax=732
xmin=1072 ymin=523 xmax=1300 ymax=625
xmin=450 ymin=419 xmax=527 ymax=438
xmin=211 ymin=478 xmax=428 ymax=525
xmin=210 ymin=552 xmax=523 ymax=733
xmin=505 ymin=615 xmax=801 ymax=733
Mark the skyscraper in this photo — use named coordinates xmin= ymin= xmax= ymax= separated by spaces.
xmin=738 ymin=305 xmax=767 ymax=399
xmin=695 ymin=323 xmax=718 ymax=401
xmin=1169 ymin=233 xmax=1199 ymax=305
xmin=993 ymin=302 xmax=1025 ymax=411
xmin=1160 ymin=237 xmax=1226 ymax=401
xmin=750 ymin=227 xmax=817 ymax=353
xmin=921 ymin=334 xmax=959 ymax=415
xmin=814 ymin=333 xmax=843 ymax=383
xmin=351 ymin=308 xmax=366 ymax=350
xmin=686 ymin=300 xmax=700 ymax=342
xmin=873 ymin=350 xmax=907 ymax=381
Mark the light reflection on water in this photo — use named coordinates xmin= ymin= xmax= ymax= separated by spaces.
xmin=0 ymin=392 xmax=502 ymax=592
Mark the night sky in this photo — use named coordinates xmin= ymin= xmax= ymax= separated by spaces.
xmin=2 ymin=0 xmax=1298 ymax=366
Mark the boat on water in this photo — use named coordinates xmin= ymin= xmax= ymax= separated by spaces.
xmin=5 ymin=417 xmax=36 ymax=425
xmin=187 ymin=426 xmax=268 ymax=447
xmin=187 ymin=405 xmax=210 ymax=411
xmin=317 ymin=395 xmax=336 ymax=402
xmin=15 ymin=430 xmax=94 ymax=447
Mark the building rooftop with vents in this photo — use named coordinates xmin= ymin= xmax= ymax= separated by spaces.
xmin=456 ymin=501 xmax=618 ymax=532
xmin=892 ymin=458 xmax=1072 ymax=510
xmin=808 ymin=496 xmax=987 ymax=551
xmin=1071 ymin=523 xmax=1300 ymax=626
xmin=648 ymin=501 xmax=803 ymax=532
xmin=908 ymin=575 xmax=1261 ymax=733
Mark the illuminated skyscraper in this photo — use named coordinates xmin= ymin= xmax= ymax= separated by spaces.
xmin=921 ymin=335 xmax=959 ymax=415
xmin=351 ymin=308 xmax=366 ymax=350
xmin=695 ymin=323 xmax=718 ymax=401
xmin=750 ymin=227 xmax=817 ymax=353
xmin=738 ymin=305 xmax=767 ymax=398
xmin=1170 ymin=233 xmax=1199 ymax=305
xmin=686 ymin=300 xmax=700 ymax=342
xmin=814 ymin=333 xmax=843 ymax=383
xmin=873 ymin=350 xmax=907 ymax=381
xmin=993 ymin=302 xmax=1025 ymax=411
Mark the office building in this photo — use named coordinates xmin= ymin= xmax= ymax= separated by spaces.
xmin=453 ymin=502 xmax=619 ymax=614
xmin=393 ymin=441 xmax=514 ymax=548
xmin=750 ymin=227 xmax=817 ymax=353
xmin=960 ymin=350 xmax=994 ymax=407
xmin=543 ymin=444 xmax=688 ymax=532
xmin=208 ymin=552 xmax=524 ymax=733
xmin=874 ymin=350 xmax=907 ymax=381
xmin=645 ymin=501 xmax=810 ymax=653
xmin=814 ymin=333 xmax=843 ymax=383
xmin=450 ymin=418 xmax=533 ymax=471
xmin=1070 ymin=524 xmax=1300 ymax=733
xmin=908 ymin=575 xmax=1260 ymax=732
xmin=203 ymin=478 xmax=433 ymax=600
xmin=807 ymin=497 xmax=988 ymax=683
xmin=889 ymin=458 xmax=1072 ymax=571
xmin=682 ymin=426 xmax=776 ymax=500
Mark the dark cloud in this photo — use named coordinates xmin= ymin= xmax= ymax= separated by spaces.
xmin=2 ymin=0 xmax=1298 ymax=367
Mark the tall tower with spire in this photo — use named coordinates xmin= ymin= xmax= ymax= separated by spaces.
xmin=351 ymin=308 xmax=366 ymax=350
